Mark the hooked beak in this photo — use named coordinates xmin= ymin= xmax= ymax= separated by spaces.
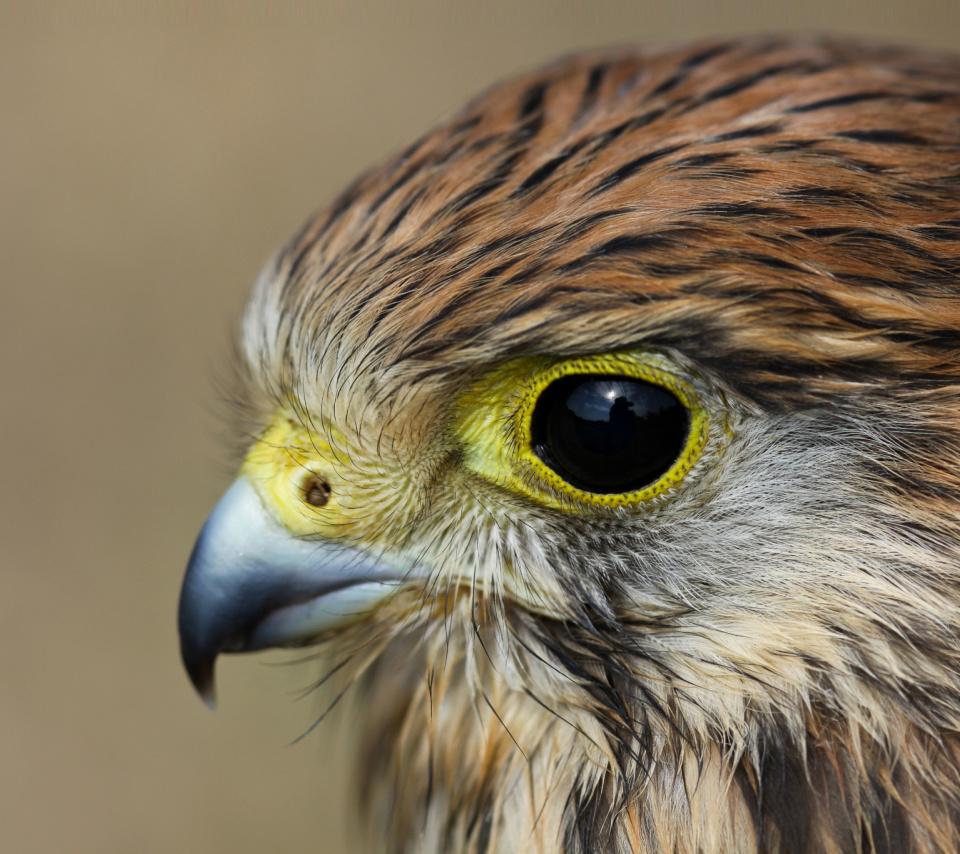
xmin=177 ymin=477 xmax=404 ymax=708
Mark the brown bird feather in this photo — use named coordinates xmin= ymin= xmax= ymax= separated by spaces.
xmin=210 ymin=36 xmax=960 ymax=853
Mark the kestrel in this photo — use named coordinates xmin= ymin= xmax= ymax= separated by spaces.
xmin=179 ymin=37 xmax=960 ymax=853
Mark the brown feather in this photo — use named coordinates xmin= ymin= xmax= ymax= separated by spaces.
xmin=235 ymin=36 xmax=960 ymax=853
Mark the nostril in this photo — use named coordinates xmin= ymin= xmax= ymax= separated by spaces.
xmin=302 ymin=475 xmax=331 ymax=508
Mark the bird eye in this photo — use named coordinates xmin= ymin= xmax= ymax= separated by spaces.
xmin=453 ymin=352 xmax=710 ymax=510
xmin=530 ymin=375 xmax=690 ymax=495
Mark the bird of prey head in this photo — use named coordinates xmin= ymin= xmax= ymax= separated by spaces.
xmin=178 ymin=37 xmax=960 ymax=853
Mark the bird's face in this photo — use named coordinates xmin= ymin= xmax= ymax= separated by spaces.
xmin=179 ymin=37 xmax=960 ymax=853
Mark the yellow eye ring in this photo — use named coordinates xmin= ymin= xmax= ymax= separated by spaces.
xmin=454 ymin=352 xmax=710 ymax=511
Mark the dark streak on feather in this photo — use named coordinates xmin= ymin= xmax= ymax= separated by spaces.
xmin=588 ymin=144 xmax=687 ymax=196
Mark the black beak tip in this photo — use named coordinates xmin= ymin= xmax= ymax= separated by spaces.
xmin=181 ymin=640 xmax=218 ymax=710
xmin=178 ymin=542 xmax=222 ymax=710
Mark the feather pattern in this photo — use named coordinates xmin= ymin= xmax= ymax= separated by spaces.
xmin=234 ymin=36 xmax=960 ymax=853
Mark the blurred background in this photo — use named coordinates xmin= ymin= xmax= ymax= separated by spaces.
xmin=3 ymin=3 xmax=959 ymax=852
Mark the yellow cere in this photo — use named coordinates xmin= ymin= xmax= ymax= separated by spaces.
xmin=241 ymin=415 xmax=359 ymax=538
xmin=453 ymin=351 xmax=710 ymax=511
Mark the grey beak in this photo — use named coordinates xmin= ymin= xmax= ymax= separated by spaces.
xmin=177 ymin=477 xmax=403 ymax=708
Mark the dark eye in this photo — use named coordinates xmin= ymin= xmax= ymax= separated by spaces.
xmin=530 ymin=374 xmax=690 ymax=494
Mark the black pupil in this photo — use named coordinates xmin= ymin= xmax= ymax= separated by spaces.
xmin=530 ymin=374 xmax=690 ymax=494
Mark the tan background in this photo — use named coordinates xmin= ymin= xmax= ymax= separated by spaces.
xmin=3 ymin=4 xmax=959 ymax=853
